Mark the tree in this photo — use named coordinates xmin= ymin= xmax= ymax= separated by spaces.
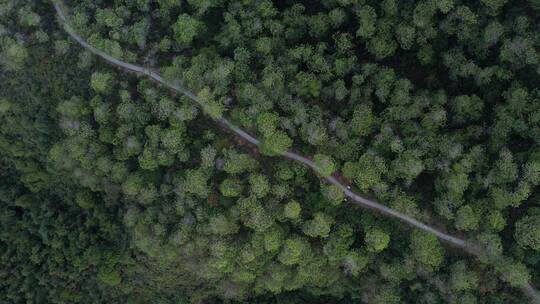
xmin=197 ymin=87 xmax=224 ymax=119
xmin=97 ymin=266 xmax=122 ymax=286
xmin=173 ymin=14 xmax=204 ymax=47
xmin=413 ymin=0 xmax=436 ymax=28
xmin=223 ymin=149 xmax=257 ymax=174
xmin=260 ymin=131 xmax=292 ymax=156
xmin=183 ymin=169 xmax=209 ymax=198
xmin=278 ymin=237 xmax=310 ymax=265
xmin=350 ymin=106 xmax=376 ymax=136
xmin=483 ymin=21 xmax=504 ymax=47
xmin=161 ymin=127 xmax=186 ymax=153
xmin=95 ymin=8 xmax=123 ymax=29
xmin=342 ymin=250 xmax=369 ymax=277
xmin=514 ymin=215 xmax=540 ymax=251
xmin=208 ymin=214 xmax=239 ymax=236
xmin=449 ymin=261 xmax=479 ymax=291
xmin=372 ymin=285 xmax=401 ymax=304
xmin=395 ymin=23 xmax=415 ymax=50
xmin=496 ymin=258 xmax=531 ymax=287
xmin=122 ymin=173 xmax=144 ymax=196
xmin=345 ymin=152 xmax=388 ymax=192
xmin=410 ymin=230 xmax=444 ymax=269
xmin=455 ymin=205 xmax=479 ymax=231
xmin=450 ymin=95 xmax=484 ymax=123
xmin=264 ymin=225 xmax=285 ymax=252
xmin=475 ymin=233 xmax=503 ymax=263
xmin=295 ymin=72 xmax=321 ymax=98
xmin=249 ymin=174 xmax=270 ymax=198
xmin=322 ymin=184 xmax=345 ymax=206
xmin=529 ymin=0 xmax=540 ymax=10
xmin=486 ymin=210 xmax=506 ymax=232
xmin=1 ymin=39 xmax=28 ymax=70
xmin=200 ymin=145 xmax=216 ymax=168
xmin=367 ymin=22 xmax=398 ymax=59
xmin=373 ymin=68 xmax=396 ymax=102
xmin=301 ymin=122 xmax=328 ymax=146
xmin=283 ymin=200 xmax=301 ymax=220
xmin=90 ymin=72 xmax=114 ymax=94
xmin=302 ymin=213 xmax=334 ymax=238
xmin=237 ymin=196 xmax=273 ymax=232
xmin=489 ymin=148 xmax=518 ymax=185
xmin=256 ymin=112 xmax=279 ymax=137
xmin=500 ymin=37 xmax=539 ymax=68
xmin=390 ymin=151 xmax=424 ymax=184
xmin=313 ymin=154 xmax=336 ymax=176
xmin=356 ymin=5 xmax=376 ymax=38
xmin=75 ymin=191 xmax=94 ymax=209
xmin=365 ymin=228 xmax=390 ymax=252
xmin=220 ymin=178 xmax=243 ymax=197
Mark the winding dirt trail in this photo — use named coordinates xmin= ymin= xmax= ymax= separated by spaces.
xmin=51 ymin=1 xmax=539 ymax=302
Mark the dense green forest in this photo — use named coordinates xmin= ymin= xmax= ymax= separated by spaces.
xmin=1 ymin=0 xmax=540 ymax=303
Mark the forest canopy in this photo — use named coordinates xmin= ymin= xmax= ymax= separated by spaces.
xmin=1 ymin=0 xmax=540 ymax=303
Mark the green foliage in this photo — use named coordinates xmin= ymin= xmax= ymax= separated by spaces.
xmin=184 ymin=169 xmax=209 ymax=198
xmin=455 ymin=205 xmax=479 ymax=231
xmin=200 ymin=145 xmax=217 ymax=168
xmin=90 ymin=72 xmax=114 ymax=94
xmin=529 ymin=0 xmax=540 ymax=10
xmin=260 ymin=131 xmax=292 ymax=156
xmin=75 ymin=191 xmax=94 ymax=209
xmin=322 ymin=184 xmax=344 ymax=206
xmin=449 ymin=261 xmax=479 ymax=291
xmin=249 ymin=174 xmax=270 ymax=198
xmin=302 ymin=212 xmax=334 ymax=238
xmin=95 ymin=8 xmax=123 ymax=29
xmin=295 ymin=72 xmax=321 ymax=98
xmin=410 ymin=230 xmax=444 ymax=269
xmin=97 ymin=267 xmax=122 ymax=286
xmin=313 ymin=154 xmax=336 ymax=176
xmin=391 ymin=151 xmax=424 ymax=183
xmin=344 ymin=152 xmax=388 ymax=192
xmin=3 ymin=1 xmax=540 ymax=303
xmin=173 ymin=14 xmax=204 ymax=47
xmin=372 ymin=286 xmax=401 ymax=304
xmin=122 ymin=173 xmax=144 ymax=196
xmin=283 ymin=200 xmax=301 ymax=220
xmin=238 ymin=196 xmax=273 ymax=232
xmin=264 ymin=226 xmax=285 ymax=252
xmin=451 ymin=95 xmax=484 ymax=123
xmin=278 ymin=237 xmax=310 ymax=265
xmin=223 ymin=150 xmax=256 ymax=174
xmin=342 ymin=250 xmax=369 ymax=277
xmin=198 ymin=87 xmax=224 ymax=119
xmin=475 ymin=233 xmax=504 ymax=263
xmin=514 ymin=215 xmax=540 ymax=251
xmin=496 ymin=259 xmax=531 ymax=287
xmin=256 ymin=112 xmax=279 ymax=137
xmin=486 ymin=211 xmax=506 ymax=232
xmin=356 ymin=6 xmax=376 ymax=39
xmin=208 ymin=214 xmax=239 ymax=236
xmin=220 ymin=178 xmax=243 ymax=197
xmin=1 ymin=39 xmax=28 ymax=70
xmin=365 ymin=228 xmax=390 ymax=252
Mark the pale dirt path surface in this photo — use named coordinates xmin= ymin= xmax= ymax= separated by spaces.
xmin=51 ymin=1 xmax=540 ymax=302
